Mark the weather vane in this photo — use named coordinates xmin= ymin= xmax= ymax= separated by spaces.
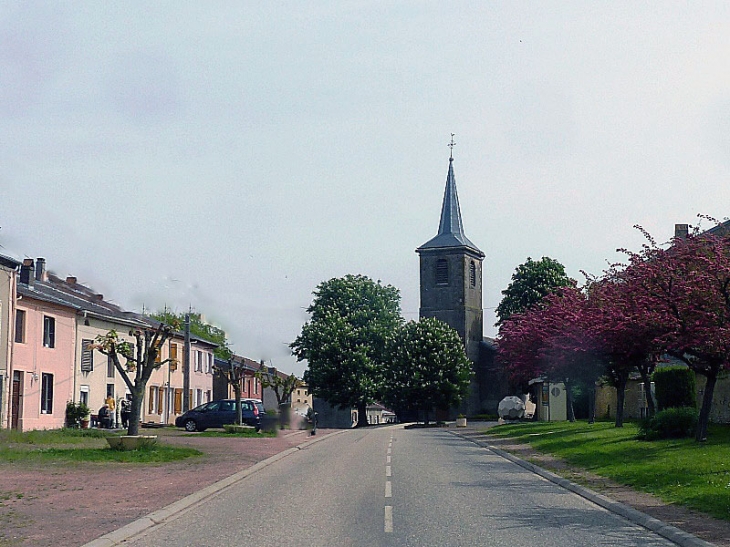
xmin=448 ymin=133 xmax=456 ymax=159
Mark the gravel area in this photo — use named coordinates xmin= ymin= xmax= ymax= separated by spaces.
xmin=0 ymin=428 xmax=321 ymax=547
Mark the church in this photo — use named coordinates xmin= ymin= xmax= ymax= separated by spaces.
xmin=416 ymin=144 xmax=505 ymax=417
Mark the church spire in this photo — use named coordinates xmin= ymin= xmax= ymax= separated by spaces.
xmin=417 ymin=137 xmax=483 ymax=256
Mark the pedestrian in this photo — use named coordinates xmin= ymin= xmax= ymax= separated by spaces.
xmin=98 ymin=404 xmax=112 ymax=429
xmin=105 ymin=395 xmax=116 ymax=428
xmin=120 ymin=396 xmax=131 ymax=429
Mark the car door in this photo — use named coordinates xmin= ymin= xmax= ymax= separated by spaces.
xmin=199 ymin=401 xmax=220 ymax=429
xmin=218 ymin=400 xmax=236 ymax=426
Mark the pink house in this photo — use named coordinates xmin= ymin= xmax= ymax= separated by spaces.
xmin=12 ymin=259 xmax=76 ymax=431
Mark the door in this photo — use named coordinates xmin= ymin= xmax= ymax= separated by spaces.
xmin=11 ymin=371 xmax=22 ymax=430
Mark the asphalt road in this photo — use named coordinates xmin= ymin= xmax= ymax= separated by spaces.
xmin=121 ymin=425 xmax=680 ymax=547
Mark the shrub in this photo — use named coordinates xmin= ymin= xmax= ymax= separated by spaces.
xmin=65 ymin=401 xmax=91 ymax=428
xmin=653 ymin=366 xmax=696 ymax=410
xmin=638 ymin=406 xmax=698 ymax=440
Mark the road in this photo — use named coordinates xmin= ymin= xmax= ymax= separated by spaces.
xmin=121 ymin=425 xmax=680 ymax=547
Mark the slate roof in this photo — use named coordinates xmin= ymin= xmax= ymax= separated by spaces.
xmin=417 ymin=157 xmax=484 ymax=257
xmin=0 ymin=254 xmax=20 ymax=269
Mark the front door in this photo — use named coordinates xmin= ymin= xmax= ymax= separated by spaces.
xmin=11 ymin=371 xmax=22 ymax=430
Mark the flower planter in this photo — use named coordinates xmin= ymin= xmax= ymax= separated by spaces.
xmin=106 ymin=435 xmax=157 ymax=451
xmin=456 ymin=417 xmax=467 ymax=428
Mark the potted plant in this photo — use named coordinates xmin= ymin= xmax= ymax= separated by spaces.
xmin=456 ymin=414 xmax=467 ymax=428
xmin=65 ymin=401 xmax=91 ymax=428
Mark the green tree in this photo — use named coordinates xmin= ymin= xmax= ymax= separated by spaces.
xmin=291 ymin=274 xmax=402 ymax=427
xmin=382 ymin=318 xmax=472 ymax=425
xmin=92 ymin=324 xmax=176 ymax=436
xmin=496 ymin=256 xmax=574 ymax=327
xmin=150 ymin=310 xmax=230 ymax=359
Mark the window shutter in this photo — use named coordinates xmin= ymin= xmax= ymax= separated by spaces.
xmin=81 ymin=339 xmax=94 ymax=372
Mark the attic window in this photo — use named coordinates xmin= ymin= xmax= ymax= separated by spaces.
xmin=469 ymin=261 xmax=476 ymax=288
xmin=436 ymin=259 xmax=449 ymax=285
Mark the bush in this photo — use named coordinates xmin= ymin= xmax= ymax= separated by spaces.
xmin=65 ymin=401 xmax=91 ymax=428
xmin=653 ymin=366 xmax=696 ymax=410
xmin=638 ymin=407 xmax=698 ymax=440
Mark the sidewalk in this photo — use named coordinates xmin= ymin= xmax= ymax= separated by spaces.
xmin=451 ymin=423 xmax=729 ymax=547
xmin=0 ymin=428 xmax=333 ymax=547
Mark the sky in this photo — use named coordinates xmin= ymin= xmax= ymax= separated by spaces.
xmin=2 ymin=2 xmax=730 ymax=377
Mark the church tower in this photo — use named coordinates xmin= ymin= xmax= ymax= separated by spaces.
xmin=416 ymin=143 xmax=484 ymax=367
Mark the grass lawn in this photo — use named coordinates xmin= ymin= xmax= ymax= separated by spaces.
xmin=484 ymin=420 xmax=730 ymax=522
xmin=0 ymin=428 xmax=202 ymax=463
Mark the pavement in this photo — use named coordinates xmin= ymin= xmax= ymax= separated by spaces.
xmin=69 ymin=423 xmax=719 ymax=547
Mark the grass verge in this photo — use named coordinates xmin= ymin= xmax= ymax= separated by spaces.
xmin=484 ymin=420 xmax=730 ymax=521
xmin=0 ymin=428 xmax=201 ymax=463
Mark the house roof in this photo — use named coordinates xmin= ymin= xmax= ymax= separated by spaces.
xmin=416 ymin=157 xmax=484 ymax=257
xmin=214 ymin=355 xmax=260 ymax=373
xmin=0 ymin=254 xmax=20 ymax=269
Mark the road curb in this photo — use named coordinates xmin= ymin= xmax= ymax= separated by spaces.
xmin=81 ymin=429 xmax=347 ymax=547
xmin=450 ymin=430 xmax=715 ymax=547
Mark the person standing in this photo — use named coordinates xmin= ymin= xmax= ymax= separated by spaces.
xmin=120 ymin=396 xmax=131 ymax=429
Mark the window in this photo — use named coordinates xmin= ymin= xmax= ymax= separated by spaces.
xmin=157 ymin=387 xmax=164 ymax=414
xmin=436 ymin=259 xmax=448 ymax=285
xmin=41 ymin=373 xmax=53 ymax=414
xmin=79 ymin=386 xmax=89 ymax=406
xmin=195 ymin=389 xmax=202 ymax=407
xmin=195 ymin=350 xmax=202 ymax=372
xmin=469 ymin=261 xmax=476 ymax=288
xmin=14 ymin=310 xmax=26 ymax=343
xmin=107 ymin=355 xmax=115 ymax=377
xmin=169 ymin=343 xmax=178 ymax=371
xmin=206 ymin=353 xmax=212 ymax=373
xmin=81 ymin=339 xmax=94 ymax=372
xmin=106 ymin=383 xmax=115 ymax=398
xmin=149 ymin=386 xmax=156 ymax=413
xmin=43 ymin=316 xmax=55 ymax=348
xmin=174 ymin=389 xmax=182 ymax=414
xmin=206 ymin=390 xmax=211 ymax=403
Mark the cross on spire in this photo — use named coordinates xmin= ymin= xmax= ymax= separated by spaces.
xmin=448 ymin=133 xmax=456 ymax=160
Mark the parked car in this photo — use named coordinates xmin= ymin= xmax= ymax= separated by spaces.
xmin=243 ymin=398 xmax=266 ymax=417
xmin=175 ymin=399 xmax=261 ymax=432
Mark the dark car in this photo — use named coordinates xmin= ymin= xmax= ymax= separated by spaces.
xmin=175 ymin=399 xmax=261 ymax=432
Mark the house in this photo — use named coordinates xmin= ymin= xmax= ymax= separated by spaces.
xmin=0 ymin=254 xmax=20 ymax=429
xmin=142 ymin=322 xmax=217 ymax=425
xmin=12 ymin=259 xmax=79 ymax=430
xmin=291 ymin=381 xmax=312 ymax=417
xmin=212 ymin=355 xmax=262 ymax=401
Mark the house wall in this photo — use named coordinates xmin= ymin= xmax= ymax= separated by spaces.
xmin=12 ymin=299 xmax=75 ymax=431
xmin=0 ymin=263 xmax=16 ymax=429
xmin=143 ymin=338 xmax=215 ymax=424
xmin=596 ymin=374 xmax=730 ymax=423
xmin=74 ymin=317 xmax=137 ymax=423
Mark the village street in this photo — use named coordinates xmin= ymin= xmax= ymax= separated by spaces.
xmin=118 ymin=425 xmax=683 ymax=547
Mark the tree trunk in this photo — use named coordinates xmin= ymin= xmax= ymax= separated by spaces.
xmin=127 ymin=389 xmax=144 ymax=436
xmin=638 ymin=364 xmax=656 ymax=418
xmin=696 ymin=369 xmax=718 ymax=442
xmin=233 ymin=382 xmax=243 ymax=425
xmin=615 ymin=373 xmax=628 ymax=428
xmin=565 ymin=379 xmax=575 ymax=422
xmin=356 ymin=401 xmax=368 ymax=428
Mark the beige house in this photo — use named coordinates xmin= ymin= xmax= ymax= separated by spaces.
xmin=0 ymin=255 xmax=20 ymax=429
xmin=143 ymin=332 xmax=216 ymax=425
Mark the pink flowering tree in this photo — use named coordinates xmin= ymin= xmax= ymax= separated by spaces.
xmin=619 ymin=223 xmax=730 ymax=441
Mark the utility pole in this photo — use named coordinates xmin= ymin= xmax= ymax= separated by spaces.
xmin=183 ymin=312 xmax=191 ymax=412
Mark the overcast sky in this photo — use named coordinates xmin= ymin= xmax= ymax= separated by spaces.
xmin=2 ymin=2 xmax=730 ymax=377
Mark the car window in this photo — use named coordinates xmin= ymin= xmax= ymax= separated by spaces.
xmin=241 ymin=401 xmax=252 ymax=410
xmin=205 ymin=402 xmax=220 ymax=412
xmin=220 ymin=401 xmax=234 ymax=412
xmin=192 ymin=403 xmax=209 ymax=412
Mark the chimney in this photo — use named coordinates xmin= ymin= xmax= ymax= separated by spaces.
xmin=95 ymin=294 xmax=104 ymax=301
xmin=19 ymin=259 xmax=34 ymax=286
xmin=675 ymin=224 xmax=689 ymax=240
xmin=66 ymin=276 xmax=77 ymax=285
xmin=35 ymin=258 xmax=46 ymax=281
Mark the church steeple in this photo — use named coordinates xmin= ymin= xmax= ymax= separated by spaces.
xmin=417 ymin=148 xmax=484 ymax=257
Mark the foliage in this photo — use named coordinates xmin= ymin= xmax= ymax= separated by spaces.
xmin=255 ymin=363 xmax=300 ymax=407
xmin=382 ymin=317 xmax=472 ymax=424
xmin=488 ymin=420 xmax=730 ymax=521
xmin=495 ymin=256 xmax=574 ymax=326
xmin=638 ymin=407 xmax=698 ymax=440
xmin=92 ymin=323 xmax=176 ymax=435
xmin=65 ymin=401 xmax=91 ymax=428
xmin=292 ymin=274 xmax=402 ymax=427
xmin=150 ymin=310 xmax=230 ymax=359
xmin=653 ymin=366 xmax=697 ymax=411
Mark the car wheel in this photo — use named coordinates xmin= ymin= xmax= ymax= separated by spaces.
xmin=184 ymin=419 xmax=198 ymax=432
